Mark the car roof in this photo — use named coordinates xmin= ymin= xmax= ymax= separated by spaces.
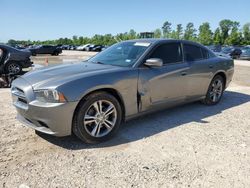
xmin=0 ymin=44 xmax=18 ymax=51
xmin=124 ymin=38 xmax=205 ymax=47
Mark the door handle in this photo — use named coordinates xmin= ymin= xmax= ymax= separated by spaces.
xmin=181 ymin=71 xmax=187 ymax=76
xmin=209 ymin=64 xmax=214 ymax=69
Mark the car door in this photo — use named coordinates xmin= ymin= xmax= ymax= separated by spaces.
xmin=138 ymin=42 xmax=189 ymax=112
xmin=39 ymin=45 xmax=51 ymax=54
xmin=182 ymin=43 xmax=215 ymax=99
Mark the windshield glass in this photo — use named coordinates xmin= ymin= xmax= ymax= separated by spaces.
xmin=88 ymin=41 xmax=151 ymax=67
xmin=222 ymin=47 xmax=233 ymax=53
xmin=242 ymin=49 xmax=250 ymax=55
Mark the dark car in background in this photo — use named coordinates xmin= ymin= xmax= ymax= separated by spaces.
xmin=92 ymin=45 xmax=105 ymax=52
xmin=0 ymin=44 xmax=33 ymax=74
xmin=221 ymin=46 xmax=242 ymax=59
xmin=85 ymin=44 xmax=97 ymax=51
xmin=207 ymin=45 xmax=222 ymax=52
xmin=28 ymin=45 xmax=62 ymax=56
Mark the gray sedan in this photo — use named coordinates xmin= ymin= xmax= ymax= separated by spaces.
xmin=11 ymin=39 xmax=234 ymax=143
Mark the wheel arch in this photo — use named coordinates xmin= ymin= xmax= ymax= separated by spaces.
xmin=213 ymin=71 xmax=227 ymax=89
xmin=72 ymin=87 xmax=126 ymax=130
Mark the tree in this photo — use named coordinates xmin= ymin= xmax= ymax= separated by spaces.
xmin=184 ymin=22 xmax=197 ymax=41
xmin=219 ymin=19 xmax=237 ymax=44
xmin=7 ymin=39 xmax=18 ymax=46
xmin=176 ymin=24 xmax=183 ymax=39
xmin=162 ymin=21 xmax=172 ymax=38
xmin=5 ymin=20 xmax=250 ymax=46
xmin=72 ymin=35 xmax=78 ymax=45
xmin=225 ymin=23 xmax=242 ymax=45
xmin=170 ymin=24 xmax=183 ymax=39
xmin=243 ymin=23 xmax=250 ymax=45
xmin=213 ymin=28 xmax=222 ymax=45
xmin=198 ymin=22 xmax=213 ymax=45
xmin=128 ymin=29 xmax=137 ymax=39
xmin=154 ymin=29 xmax=162 ymax=38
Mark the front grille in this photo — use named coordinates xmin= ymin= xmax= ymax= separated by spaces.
xmin=11 ymin=87 xmax=28 ymax=106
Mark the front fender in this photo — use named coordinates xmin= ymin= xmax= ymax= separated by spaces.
xmin=57 ymin=69 xmax=139 ymax=117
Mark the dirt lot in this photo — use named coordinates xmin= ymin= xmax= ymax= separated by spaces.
xmin=1 ymin=52 xmax=250 ymax=187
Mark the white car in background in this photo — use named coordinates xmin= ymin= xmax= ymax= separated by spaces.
xmin=76 ymin=44 xmax=91 ymax=51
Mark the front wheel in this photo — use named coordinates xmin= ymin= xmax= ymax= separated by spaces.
xmin=202 ymin=75 xmax=224 ymax=105
xmin=73 ymin=92 xmax=122 ymax=143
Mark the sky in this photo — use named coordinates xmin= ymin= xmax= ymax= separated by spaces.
xmin=1 ymin=0 xmax=249 ymax=42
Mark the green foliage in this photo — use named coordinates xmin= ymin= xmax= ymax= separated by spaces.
xmin=184 ymin=22 xmax=197 ymax=41
xmin=176 ymin=24 xmax=183 ymax=39
xmin=6 ymin=19 xmax=250 ymax=47
xmin=154 ymin=29 xmax=162 ymax=38
xmin=198 ymin=22 xmax=213 ymax=45
xmin=213 ymin=28 xmax=222 ymax=45
xmin=225 ymin=27 xmax=242 ymax=45
xmin=243 ymin=23 xmax=250 ymax=45
xmin=169 ymin=24 xmax=183 ymax=39
xmin=162 ymin=21 xmax=172 ymax=38
xmin=219 ymin=19 xmax=240 ymax=44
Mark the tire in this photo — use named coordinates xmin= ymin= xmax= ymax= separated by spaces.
xmin=52 ymin=51 xmax=59 ymax=56
xmin=5 ymin=62 xmax=22 ymax=74
xmin=73 ymin=92 xmax=122 ymax=143
xmin=201 ymin=75 xmax=225 ymax=105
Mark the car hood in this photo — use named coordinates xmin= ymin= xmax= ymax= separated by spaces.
xmin=21 ymin=62 xmax=122 ymax=89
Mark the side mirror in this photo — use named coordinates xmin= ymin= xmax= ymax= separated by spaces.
xmin=144 ymin=58 xmax=163 ymax=67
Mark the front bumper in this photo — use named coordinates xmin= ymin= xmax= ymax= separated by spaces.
xmin=11 ymin=78 xmax=78 ymax=136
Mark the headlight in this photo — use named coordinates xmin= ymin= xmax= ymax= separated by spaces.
xmin=35 ymin=89 xmax=67 ymax=103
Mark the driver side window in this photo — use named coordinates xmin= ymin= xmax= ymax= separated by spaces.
xmin=149 ymin=43 xmax=183 ymax=64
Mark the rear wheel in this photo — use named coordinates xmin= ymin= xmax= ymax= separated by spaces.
xmin=202 ymin=75 xmax=224 ymax=105
xmin=73 ymin=92 xmax=122 ymax=143
xmin=52 ymin=51 xmax=59 ymax=56
xmin=5 ymin=62 xmax=22 ymax=74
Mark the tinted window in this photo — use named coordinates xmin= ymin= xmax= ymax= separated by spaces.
xmin=201 ymin=48 xmax=209 ymax=59
xmin=183 ymin=44 xmax=203 ymax=61
xmin=149 ymin=43 xmax=182 ymax=64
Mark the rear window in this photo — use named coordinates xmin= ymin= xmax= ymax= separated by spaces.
xmin=149 ymin=43 xmax=183 ymax=64
xmin=183 ymin=44 xmax=203 ymax=61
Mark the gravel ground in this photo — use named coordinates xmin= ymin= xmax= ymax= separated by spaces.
xmin=0 ymin=53 xmax=250 ymax=187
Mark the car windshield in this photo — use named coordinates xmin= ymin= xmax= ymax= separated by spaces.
xmin=242 ymin=49 xmax=250 ymax=55
xmin=88 ymin=41 xmax=151 ymax=67
xmin=222 ymin=47 xmax=233 ymax=53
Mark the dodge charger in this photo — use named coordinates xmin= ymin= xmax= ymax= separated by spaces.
xmin=11 ymin=39 xmax=234 ymax=143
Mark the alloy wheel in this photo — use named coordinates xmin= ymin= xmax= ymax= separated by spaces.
xmin=8 ymin=64 xmax=21 ymax=74
xmin=83 ymin=100 xmax=117 ymax=138
xmin=209 ymin=79 xmax=223 ymax=102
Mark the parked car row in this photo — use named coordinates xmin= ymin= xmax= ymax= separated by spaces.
xmin=206 ymin=45 xmax=250 ymax=60
xmin=61 ymin=44 xmax=108 ymax=52
xmin=11 ymin=43 xmax=109 ymax=55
